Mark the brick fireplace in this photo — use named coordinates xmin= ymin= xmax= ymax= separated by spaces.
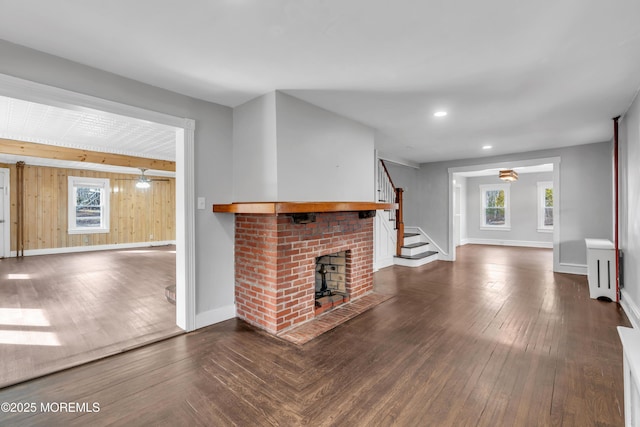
xmin=213 ymin=202 xmax=394 ymax=335
xmin=233 ymin=210 xmax=374 ymax=334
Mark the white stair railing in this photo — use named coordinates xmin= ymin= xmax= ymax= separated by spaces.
xmin=377 ymin=159 xmax=396 ymax=222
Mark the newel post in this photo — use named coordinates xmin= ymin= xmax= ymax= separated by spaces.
xmin=395 ymin=188 xmax=404 ymax=256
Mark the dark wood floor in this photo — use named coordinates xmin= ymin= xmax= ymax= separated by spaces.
xmin=0 ymin=245 xmax=181 ymax=388
xmin=0 ymin=245 xmax=630 ymax=426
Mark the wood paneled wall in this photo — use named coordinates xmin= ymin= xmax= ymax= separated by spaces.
xmin=1 ymin=163 xmax=175 ymax=251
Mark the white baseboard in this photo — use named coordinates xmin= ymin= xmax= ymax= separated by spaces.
xmin=195 ymin=304 xmax=237 ymax=329
xmin=555 ymin=262 xmax=588 ymax=275
xmin=10 ymin=240 xmax=176 ymax=257
xmin=466 ymin=238 xmax=553 ymax=249
xmin=375 ymin=257 xmax=395 ymax=271
xmin=621 ymin=289 xmax=640 ymax=330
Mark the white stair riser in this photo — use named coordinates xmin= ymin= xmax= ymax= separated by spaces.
xmin=404 ymin=235 xmax=422 ymax=246
xmin=401 ymin=245 xmax=431 ymax=257
xmin=394 ymin=253 xmax=438 ymax=267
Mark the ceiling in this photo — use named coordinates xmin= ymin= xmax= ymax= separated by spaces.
xmin=0 ymin=0 xmax=639 ymax=165
xmin=455 ymin=164 xmax=553 ymax=178
xmin=0 ymin=95 xmax=176 ymax=161
xmin=0 ymin=95 xmax=176 ymax=176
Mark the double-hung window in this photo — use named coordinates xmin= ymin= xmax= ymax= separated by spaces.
xmin=480 ymin=184 xmax=510 ymax=230
xmin=68 ymin=176 xmax=110 ymax=234
xmin=537 ymin=181 xmax=553 ymax=232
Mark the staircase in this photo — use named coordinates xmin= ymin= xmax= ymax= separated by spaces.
xmin=395 ymin=232 xmax=439 ymax=267
xmin=377 ymin=159 xmax=439 ymax=268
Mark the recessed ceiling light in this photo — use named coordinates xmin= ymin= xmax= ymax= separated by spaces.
xmin=482 ymin=145 xmax=493 ymax=150
xmin=434 ymin=111 xmax=447 ymax=117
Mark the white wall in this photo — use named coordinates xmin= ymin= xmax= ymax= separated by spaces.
xmin=0 ymin=40 xmax=236 ymax=325
xmin=620 ymin=91 xmax=640 ymax=326
xmin=374 ymin=209 xmax=396 ymax=270
xmin=232 ymin=92 xmax=278 ymax=201
xmin=275 ymin=92 xmax=375 ymax=201
xmin=465 ymin=172 xmax=554 ymax=246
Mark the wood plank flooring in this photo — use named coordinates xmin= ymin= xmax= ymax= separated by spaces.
xmin=0 ymin=245 xmax=630 ymax=426
xmin=0 ymin=245 xmax=181 ymax=388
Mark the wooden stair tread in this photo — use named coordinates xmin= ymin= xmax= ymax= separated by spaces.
xmin=396 ymin=251 xmax=438 ymax=260
xmin=402 ymin=242 xmax=429 ymax=249
xmin=403 ymin=233 xmax=420 ymax=238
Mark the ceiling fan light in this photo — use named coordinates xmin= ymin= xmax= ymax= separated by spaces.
xmin=136 ymin=180 xmax=151 ymax=189
xmin=499 ymin=169 xmax=518 ymax=182
xmin=135 ymin=167 xmax=151 ymax=189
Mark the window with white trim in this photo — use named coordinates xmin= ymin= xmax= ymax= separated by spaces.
xmin=537 ymin=181 xmax=553 ymax=232
xmin=480 ymin=184 xmax=510 ymax=230
xmin=68 ymin=176 xmax=110 ymax=234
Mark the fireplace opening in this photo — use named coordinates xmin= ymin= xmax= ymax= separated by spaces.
xmin=315 ymin=263 xmax=333 ymax=298
xmin=315 ymin=251 xmax=349 ymax=315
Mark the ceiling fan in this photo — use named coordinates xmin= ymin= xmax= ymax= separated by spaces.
xmin=116 ymin=168 xmax=171 ymax=189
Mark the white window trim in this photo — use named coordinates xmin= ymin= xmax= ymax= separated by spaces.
xmin=480 ymin=183 xmax=511 ymax=230
xmin=537 ymin=181 xmax=553 ymax=233
xmin=68 ymin=176 xmax=110 ymax=234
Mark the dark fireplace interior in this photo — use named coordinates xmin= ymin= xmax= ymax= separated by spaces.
xmin=315 ymin=251 xmax=349 ymax=315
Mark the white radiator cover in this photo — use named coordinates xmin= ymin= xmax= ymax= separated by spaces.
xmin=619 ymin=327 xmax=640 ymax=426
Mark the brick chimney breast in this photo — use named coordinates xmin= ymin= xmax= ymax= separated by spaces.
xmin=234 ymin=211 xmax=374 ymax=334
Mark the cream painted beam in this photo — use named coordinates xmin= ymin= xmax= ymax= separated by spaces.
xmin=0 ymin=138 xmax=176 ymax=172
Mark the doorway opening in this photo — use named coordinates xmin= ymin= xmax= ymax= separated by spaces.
xmin=0 ymin=73 xmax=196 ymax=386
xmin=448 ymin=157 xmax=560 ymax=272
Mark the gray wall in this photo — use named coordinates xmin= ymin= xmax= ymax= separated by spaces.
xmin=232 ymin=92 xmax=278 ymax=201
xmin=0 ymin=40 xmax=235 ymax=318
xmin=466 ymin=172 xmax=554 ymax=244
xmin=383 ymin=161 xmax=420 ymax=226
xmin=387 ymin=142 xmax=612 ymax=266
xmin=232 ymin=91 xmax=376 ymax=202
xmin=275 ymin=92 xmax=375 ymax=201
xmin=620 ymin=91 xmax=640 ymax=318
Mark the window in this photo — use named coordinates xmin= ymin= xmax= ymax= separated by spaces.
xmin=537 ymin=181 xmax=553 ymax=232
xmin=480 ymin=184 xmax=510 ymax=230
xmin=68 ymin=176 xmax=110 ymax=234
